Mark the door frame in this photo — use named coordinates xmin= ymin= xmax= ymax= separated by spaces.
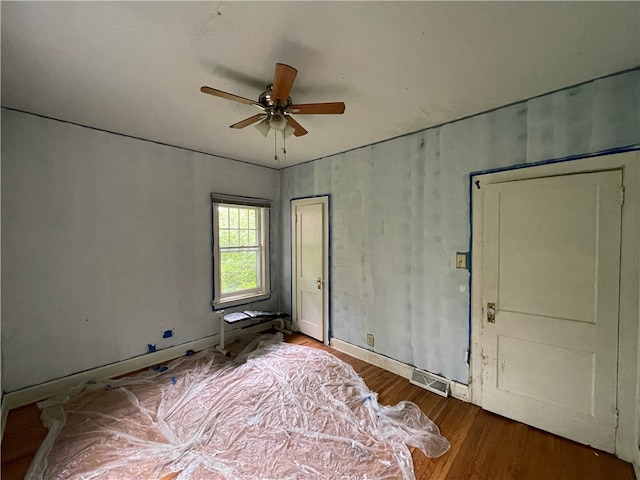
xmin=469 ymin=150 xmax=639 ymax=462
xmin=291 ymin=196 xmax=330 ymax=345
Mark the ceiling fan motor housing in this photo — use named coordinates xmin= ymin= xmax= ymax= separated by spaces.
xmin=259 ymin=86 xmax=292 ymax=111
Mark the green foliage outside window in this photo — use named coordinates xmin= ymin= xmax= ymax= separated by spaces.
xmin=218 ymin=205 xmax=261 ymax=295
xmin=220 ymin=251 xmax=258 ymax=293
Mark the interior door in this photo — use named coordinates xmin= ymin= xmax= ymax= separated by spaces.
xmin=294 ymin=201 xmax=325 ymax=341
xmin=481 ymin=170 xmax=622 ymax=452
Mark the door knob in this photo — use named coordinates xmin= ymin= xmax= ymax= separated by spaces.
xmin=316 ymin=278 xmax=322 ymax=289
xmin=487 ymin=302 xmax=496 ymax=323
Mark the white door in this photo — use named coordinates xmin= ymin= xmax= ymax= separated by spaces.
xmin=481 ymin=170 xmax=622 ymax=452
xmin=293 ymin=199 xmax=327 ymax=341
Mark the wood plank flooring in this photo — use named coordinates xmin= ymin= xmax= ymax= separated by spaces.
xmin=1 ymin=332 xmax=635 ymax=479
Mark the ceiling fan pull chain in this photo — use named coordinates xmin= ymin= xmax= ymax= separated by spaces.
xmin=274 ymin=130 xmax=279 ymax=162
xmin=282 ymin=132 xmax=287 ymax=163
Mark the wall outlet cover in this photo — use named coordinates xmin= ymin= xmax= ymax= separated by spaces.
xmin=366 ymin=334 xmax=375 ymax=347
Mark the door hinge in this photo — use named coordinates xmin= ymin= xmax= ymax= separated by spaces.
xmin=621 ymin=186 xmax=625 ymax=206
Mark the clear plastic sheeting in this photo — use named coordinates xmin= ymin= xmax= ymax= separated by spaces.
xmin=26 ymin=334 xmax=450 ymax=479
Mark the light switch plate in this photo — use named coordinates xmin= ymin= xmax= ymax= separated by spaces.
xmin=456 ymin=252 xmax=468 ymax=269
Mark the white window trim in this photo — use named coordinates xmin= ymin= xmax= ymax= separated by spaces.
xmin=211 ymin=196 xmax=271 ymax=309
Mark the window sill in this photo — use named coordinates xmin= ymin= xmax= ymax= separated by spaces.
xmin=212 ymin=292 xmax=271 ymax=310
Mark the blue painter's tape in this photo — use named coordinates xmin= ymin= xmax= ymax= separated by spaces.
xmin=171 ymin=376 xmax=177 ymax=385
xmin=185 ymin=349 xmax=195 ymax=356
xmin=147 ymin=344 xmax=157 ymax=353
xmin=163 ymin=329 xmax=174 ymax=338
xmin=153 ymin=365 xmax=168 ymax=373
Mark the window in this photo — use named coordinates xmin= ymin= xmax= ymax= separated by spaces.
xmin=211 ymin=194 xmax=270 ymax=308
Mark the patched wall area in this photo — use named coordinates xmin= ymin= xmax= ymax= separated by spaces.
xmin=279 ymin=70 xmax=640 ymax=384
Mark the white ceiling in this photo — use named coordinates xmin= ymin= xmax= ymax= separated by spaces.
xmin=2 ymin=2 xmax=639 ymax=168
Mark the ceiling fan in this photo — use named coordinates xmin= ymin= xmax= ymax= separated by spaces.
xmin=200 ymin=63 xmax=345 ymax=138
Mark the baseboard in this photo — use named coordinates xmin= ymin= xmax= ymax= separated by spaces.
xmin=634 ymin=451 xmax=640 ymax=480
xmin=1 ymin=395 xmax=8 ymax=442
xmin=450 ymin=381 xmax=471 ymax=402
xmin=2 ymin=321 xmax=281 ymax=412
xmin=329 ymin=338 xmax=470 ymax=403
xmin=330 ymin=338 xmax=413 ymax=379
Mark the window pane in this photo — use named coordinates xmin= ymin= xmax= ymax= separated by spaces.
xmin=229 ymin=208 xmax=239 ymax=228
xmin=248 ymin=230 xmax=256 ymax=246
xmin=239 ymin=208 xmax=249 ymax=229
xmin=239 ymin=230 xmax=249 ymax=246
xmin=229 ymin=230 xmax=240 ymax=246
xmin=220 ymin=250 xmax=258 ymax=294
xmin=248 ymin=210 xmax=256 ymax=229
xmin=218 ymin=206 xmax=229 ymax=229
xmin=219 ymin=230 xmax=230 ymax=248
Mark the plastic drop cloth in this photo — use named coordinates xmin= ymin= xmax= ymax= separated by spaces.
xmin=26 ymin=333 xmax=450 ymax=480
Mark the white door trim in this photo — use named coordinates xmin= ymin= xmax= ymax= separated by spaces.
xmin=291 ymin=196 xmax=330 ymax=345
xmin=470 ymin=150 xmax=639 ymax=462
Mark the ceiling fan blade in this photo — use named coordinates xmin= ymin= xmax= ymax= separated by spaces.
xmin=285 ymin=115 xmax=308 ymax=137
xmin=200 ymin=86 xmax=264 ymax=110
xmin=271 ymin=63 xmax=297 ymax=106
xmin=230 ymin=113 xmax=266 ymax=129
xmin=288 ymin=102 xmax=345 ymax=115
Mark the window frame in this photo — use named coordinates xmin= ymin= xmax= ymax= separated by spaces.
xmin=211 ymin=194 xmax=271 ymax=309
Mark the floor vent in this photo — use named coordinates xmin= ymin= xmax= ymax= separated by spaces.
xmin=410 ymin=368 xmax=450 ymax=397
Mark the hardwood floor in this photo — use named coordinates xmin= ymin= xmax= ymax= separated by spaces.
xmin=1 ymin=332 xmax=635 ymax=479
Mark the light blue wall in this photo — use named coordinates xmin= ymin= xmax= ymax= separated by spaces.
xmin=279 ymin=69 xmax=640 ymax=384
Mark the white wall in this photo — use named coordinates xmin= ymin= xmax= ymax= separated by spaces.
xmin=1 ymin=109 xmax=279 ymax=392
xmin=279 ymin=69 xmax=640 ymax=385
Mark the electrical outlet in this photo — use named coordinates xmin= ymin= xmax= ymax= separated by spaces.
xmin=366 ymin=334 xmax=375 ymax=347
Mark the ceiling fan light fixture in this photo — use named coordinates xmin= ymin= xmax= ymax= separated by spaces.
xmin=269 ymin=113 xmax=286 ymax=131
xmin=255 ymin=118 xmax=271 ymax=137
xmin=283 ymin=123 xmax=295 ymax=139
